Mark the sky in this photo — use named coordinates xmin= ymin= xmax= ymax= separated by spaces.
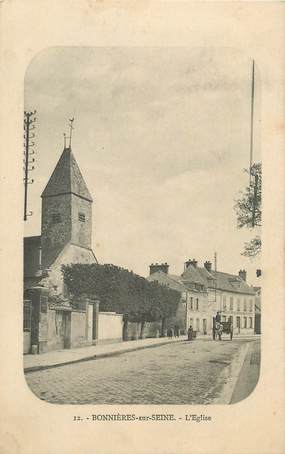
xmin=24 ymin=47 xmax=261 ymax=285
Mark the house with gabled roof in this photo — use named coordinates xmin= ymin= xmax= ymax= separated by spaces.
xmin=147 ymin=263 xmax=210 ymax=334
xmin=181 ymin=259 xmax=256 ymax=335
xmin=147 ymin=258 xmax=256 ymax=336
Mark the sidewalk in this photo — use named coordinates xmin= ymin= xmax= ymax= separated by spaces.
xmin=230 ymin=338 xmax=261 ymax=404
xmin=24 ymin=336 xmax=188 ymax=373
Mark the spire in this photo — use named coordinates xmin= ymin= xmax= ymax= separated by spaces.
xmin=41 ymin=147 xmax=93 ymax=202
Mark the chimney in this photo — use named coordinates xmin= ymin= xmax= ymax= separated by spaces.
xmin=149 ymin=262 xmax=169 ymax=275
xmin=238 ymin=269 xmax=247 ymax=281
xmin=204 ymin=261 xmax=212 ymax=272
xmin=184 ymin=258 xmax=198 ymax=269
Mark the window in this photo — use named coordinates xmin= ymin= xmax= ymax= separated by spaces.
xmin=78 ymin=212 xmax=85 ymax=222
xmin=249 ymin=300 xmax=253 ymax=312
xmin=196 ymin=298 xmax=199 ymax=311
xmin=230 ymin=297 xmax=233 ymax=311
xmin=52 ymin=213 xmax=61 ymax=223
xmin=243 ymin=298 xmax=247 ymax=311
xmin=249 ymin=317 xmax=253 ymax=328
xmin=244 ymin=317 xmax=247 ymax=328
xmin=190 ymin=297 xmax=193 ymax=310
xmin=189 ymin=318 xmax=194 ymax=328
xmin=237 ymin=298 xmax=240 ymax=311
xmin=223 ymin=296 xmax=227 ymax=311
xmin=236 ymin=316 xmax=240 ymax=328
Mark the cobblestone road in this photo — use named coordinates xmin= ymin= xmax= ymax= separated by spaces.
xmin=25 ymin=338 xmax=257 ymax=405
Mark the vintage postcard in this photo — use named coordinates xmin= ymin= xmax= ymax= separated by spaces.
xmin=0 ymin=1 xmax=284 ymax=453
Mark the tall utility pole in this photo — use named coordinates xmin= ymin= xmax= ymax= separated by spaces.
xmin=249 ymin=60 xmax=255 ymax=186
xmin=252 ymin=172 xmax=259 ymax=227
xmin=23 ymin=110 xmax=36 ymax=221
xmin=248 ymin=60 xmax=259 ymax=228
xmin=214 ymin=252 xmax=217 ymax=304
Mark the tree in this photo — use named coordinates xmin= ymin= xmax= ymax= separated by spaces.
xmin=61 ymin=263 xmax=180 ymax=335
xmin=234 ymin=162 xmax=262 ymax=257
xmin=242 ymin=236 xmax=261 ymax=258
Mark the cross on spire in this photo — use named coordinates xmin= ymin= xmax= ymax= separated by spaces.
xmin=63 ymin=117 xmax=75 ymax=150
xmin=68 ymin=117 xmax=74 ymax=148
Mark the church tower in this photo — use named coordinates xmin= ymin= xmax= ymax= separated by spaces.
xmin=41 ymin=146 xmax=93 ymax=269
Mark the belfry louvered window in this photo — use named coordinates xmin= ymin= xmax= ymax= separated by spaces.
xmin=78 ymin=212 xmax=85 ymax=222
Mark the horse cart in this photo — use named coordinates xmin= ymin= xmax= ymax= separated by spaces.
xmin=213 ymin=319 xmax=233 ymax=341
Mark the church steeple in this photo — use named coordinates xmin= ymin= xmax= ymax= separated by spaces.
xmin=41 ymin=143 xmax=93 ymax=268
xmin=41 ymin=147 xmax=93 ymax=202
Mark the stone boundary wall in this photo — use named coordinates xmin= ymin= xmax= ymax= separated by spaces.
xmin=98 ymin=312 xmax=123 ymax=344
xmin=71 ymin=309 xmax=93 ymax=348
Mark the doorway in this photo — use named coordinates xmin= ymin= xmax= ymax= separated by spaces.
xmin=55 ymin=311 xmax=71 ymax=349
xmin=236 ymin=316 xmax=241 ymax=334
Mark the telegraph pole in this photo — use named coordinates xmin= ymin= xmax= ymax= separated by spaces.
xmin=252 ymin=172 xmax=259 ymax=227
xmin=214 ymin=252 xmax=217 ymax=303
xmin=248 ymin=60 xmax=260 ymax=228
xmin=23 ymin=110 xmax=36 ymax=221
xmin=249 ymin=60 xmax=255 ymax=186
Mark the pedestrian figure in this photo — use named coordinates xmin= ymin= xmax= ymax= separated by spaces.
xmin=216 ymin=311 xmax=221 ymax=323
xmin=174 ymin=324 xmax=179 ymax=338
xmin=213 ymin=312 xmax=222 ymax=340
xmin=216 ymin=322 xmax=223 ymax=341
xmin=188 ymin=325 xmax=193 ymax=341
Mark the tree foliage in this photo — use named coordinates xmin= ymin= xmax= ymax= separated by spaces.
xmin=234 ymin=162 xmax=262 ymax=229
xmin=242 ymin=235 xmax=261 ymax=257
xmin=62 ymin=263 xmax=180 ymax=323
xmin=234 ymin=162 xmax=262 ymax=257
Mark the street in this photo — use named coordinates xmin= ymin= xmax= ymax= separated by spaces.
xmin=25 ymin=337 xmax=260 ymax=405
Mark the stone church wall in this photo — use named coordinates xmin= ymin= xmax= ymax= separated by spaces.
xmin=41 ymin=194 xmax=72 ymax=268
xmin=40 ymin=243 xmax=97 ymax=295
xmin=71 ymin=195 xmax=92 ymax=249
